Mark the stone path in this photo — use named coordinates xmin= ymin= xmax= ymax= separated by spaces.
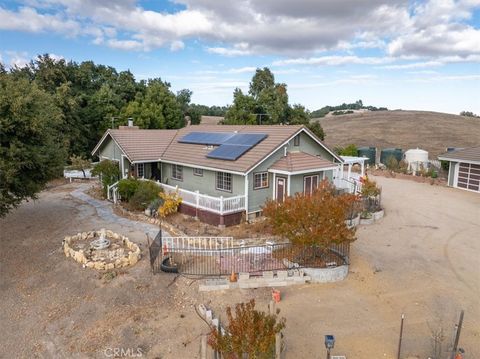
xmin=70 ymin=185 xmax=169 ymax=239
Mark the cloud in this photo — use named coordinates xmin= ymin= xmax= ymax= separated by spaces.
xmin=0 ymin=0 xmax=479 ymax=62
xmin=5 ymin=50 xmax=30 ymax=67
xmin=170 ymin=40 xmax=185 ymax=51
xmin=273 ymin=55 xmax=394 ymax=66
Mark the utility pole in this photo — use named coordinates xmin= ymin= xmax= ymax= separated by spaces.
xmin=450 ymin=310 xmax=464 ymax=359
xmin=397 ymin=313 xmax=405 ymax=359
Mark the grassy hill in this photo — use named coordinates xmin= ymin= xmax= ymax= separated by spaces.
xmin=315 ymin=110 xmax=480 ymax=157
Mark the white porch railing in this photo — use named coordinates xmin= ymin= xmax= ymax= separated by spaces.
xmin=157 ymin=182 xmax=246 ymax=215
xmin=107 ymin=181 xmax=119 ymax=203
xmin=333 ymin=171 xmax=363 ymax=194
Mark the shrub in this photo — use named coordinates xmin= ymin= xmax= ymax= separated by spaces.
xmin=91 ymin=160 xmax=120 ymax=195
xmin=339 ymin=144 xmax=358 ymax=157
xmin=158 ymin=191 xmax=182 ymax=217
xmin=361 ymin=177 xmax=381 ymax=197
xmin=385 ymin=155 xmax=399 ymax=171
xmin=118 ymin=178 xmax=140 ymax=201
xmin=208 ymin=299 xmax=285 ymax=359
xmin=129 ymin=181 xmax=161 ymax=210
xmin=69 ymin=155 xmax=91 ymax=178
xmin=398 ymin=160 xmax=409 ymax=174
xmin=262 ymin=180 xmax=357 ymax=248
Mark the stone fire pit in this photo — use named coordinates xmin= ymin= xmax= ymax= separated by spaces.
xmin=63 ymin=229 xmax=141 ymax=270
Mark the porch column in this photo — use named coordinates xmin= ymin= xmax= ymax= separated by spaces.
xmin=347 ymin=163 xmax=352 ymax=179
xmin=272 ymin=172 xmax=276 ymax=200
xmin=287 ymin=174 xmax=291 ymax=196
xmin=360 ymin=161 xmax=365 ymax=176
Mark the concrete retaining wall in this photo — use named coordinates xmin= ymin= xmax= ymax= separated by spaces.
xmin=303 ymin=265 xmax=349 ymax=283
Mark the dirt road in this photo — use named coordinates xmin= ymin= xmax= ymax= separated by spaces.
xmin=1 ymin=179 xmax=479 ymax=358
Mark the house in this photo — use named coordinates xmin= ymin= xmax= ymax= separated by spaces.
xmin=438 ymin=147 xmax=480 ymax=193
xmin=92 ymin=123 xmax=353 ymax=226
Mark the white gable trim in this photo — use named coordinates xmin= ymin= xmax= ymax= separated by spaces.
xmin=245 ymin=126 xmax=343 ymax=175
xmin=91 ymin=131 xmax=132 ymax=162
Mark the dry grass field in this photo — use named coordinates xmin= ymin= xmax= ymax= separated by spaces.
xmin=316 ymin=110 xmax=480 ymax=157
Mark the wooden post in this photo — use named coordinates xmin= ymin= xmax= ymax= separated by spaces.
xmin=397 ymin=313 xmax=405 ymax=359
xmin=201 ymin=335 xmax=207 ymax=359
xmin=275 ymin=333 xmax=281 ymax=359
xmin=450 ymin=310 xmax=464 ymax=359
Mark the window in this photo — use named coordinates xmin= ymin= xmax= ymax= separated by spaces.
xmin=294 ymin=134 xmax=300 ymax=146
xmin=172 ymin=164 xmax=183 ymax=181
xmin=137 ymin=163 xmax=144 ymax=178
xmin=254 ymin=172 xmax=269 ymax=189
xmin=304 ymin=175 xmax=319 ymax=196
xmin=193 ymin=168 xmax=203 ymax=176
xmin=216 ymin=172 xmax=232 ymax=192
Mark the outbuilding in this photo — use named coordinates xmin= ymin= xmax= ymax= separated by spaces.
xmin=438 ymin=147 xmax=480 ymax=193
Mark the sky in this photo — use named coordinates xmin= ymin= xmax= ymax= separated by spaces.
xmin=0 ymin=0 xmax=479 ymax=114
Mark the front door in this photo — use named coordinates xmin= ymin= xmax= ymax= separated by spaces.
xmin=276 ymin=177 xmax=287 ymax=203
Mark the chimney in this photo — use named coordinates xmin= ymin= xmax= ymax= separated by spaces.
xmin=119 ymin=118 xmax=139 ymax=130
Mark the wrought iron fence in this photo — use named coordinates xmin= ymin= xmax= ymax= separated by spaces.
xmin=148 ymin=230 xmax=350 ymax=276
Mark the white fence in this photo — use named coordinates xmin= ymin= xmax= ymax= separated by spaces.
xmin=333 ymin=172 xmax=363 ymax=194
xmin=158 ymin=182 xmax=246 ymax=215
xmin=162 ymin=236 xmax=234 ymax=250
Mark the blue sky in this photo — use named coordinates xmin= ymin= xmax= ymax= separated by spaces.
xmin=1 ymin=0 xmax=479 ymax=114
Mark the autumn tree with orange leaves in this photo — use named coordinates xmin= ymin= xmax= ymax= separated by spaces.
xmin=263 ymin=179 xmax=358 ymax=248
xmin=208 ymin=299 xmax=285 ymax=359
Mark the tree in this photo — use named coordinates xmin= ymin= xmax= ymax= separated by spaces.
xmin=0 ymin=73 xmax=66 ymax=217
xmin=91 ymin=160 xmax=120 ymax=195
xmin=249 ymin=68 xmax=275 ymax=101
xmin=339 ymin=144 xmax=358 ymax=157
xmin=69 ymin=155 xmax=91 ymax=178
xmin=224 ymin=88 xmax=257 ymax=124
xmin=262 ymin=180 xmax=357 ymax=248
xmin=306 ymin=121 xmax=325 ymax=141
xmin=176 ymin=89 xmax=192 ymax=115
xmin=208 ymin=299 xmax=285 ymax=359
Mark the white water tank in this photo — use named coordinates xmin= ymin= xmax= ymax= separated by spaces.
xmin=405 ymin=148 xmax=429 ymax=172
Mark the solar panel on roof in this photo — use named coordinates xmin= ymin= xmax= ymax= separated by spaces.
xmin=178 ymin=132 xmax=234 ymax=145
xmin=179 ymin=131 xmax=268 ymax=161
xmin=224 ymin=133 xmax=267 ymax=146
xmin=207 ymin=144 xmax=251 ymax=161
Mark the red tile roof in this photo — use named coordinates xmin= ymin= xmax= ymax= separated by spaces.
xmin=269 ymin=152 xmax=338 ymax=173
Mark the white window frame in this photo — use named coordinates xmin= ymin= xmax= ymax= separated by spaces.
xmin=193 ymin=168 xmax=203 ymax=177
xmin=304 ymin=174 xmax=319 ymax=195
xmin=216 ymin=172 xmax=232 ymax=192
xmin=172 ymin=164 xmax=183 ymax=181
xmin=137 ymin=163 xmax=144 ymax=178
xmin=253 ymin=172 xmax=269 ymax=189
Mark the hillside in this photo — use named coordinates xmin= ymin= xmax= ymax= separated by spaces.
xmin=316 ymin=110 xmax=480 ymax=158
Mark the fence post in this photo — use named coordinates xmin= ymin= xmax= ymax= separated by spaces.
xmin=275 ymin=333 xmax=281 ymax=359
xmin=220 ymin=196 xmax=224 ymax=215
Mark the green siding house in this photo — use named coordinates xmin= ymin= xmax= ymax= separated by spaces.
xmin=92 ymin=123 xmax=345 ymax=226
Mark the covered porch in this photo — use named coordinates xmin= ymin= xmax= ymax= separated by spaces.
xmin=268 ymin=152 xmax=340 ymax=202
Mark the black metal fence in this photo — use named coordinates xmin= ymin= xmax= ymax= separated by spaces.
xmin=148 ymin=230 xmax=350 ymax=276
xmin=147 ymin=230 xmax=162 ymax=274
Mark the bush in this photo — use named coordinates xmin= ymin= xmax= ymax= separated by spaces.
xmin=385 ymin=155 xmax=399 ymax=171
xmin=263 ymin=180 xmax=358 ymax=247
xmin=91 ymin=160 xmax=120 ymax=196
xmin=208 ymin=299 xmax=285 ymax=359
xmin=129 ymin=181 xmax=161 ymax=210
xmin=118 ymin=178 xmax=140 ymax=201
xmin=339 ymin=144 xmax=358 ymax=157
xmin=361 ymin=177 xmax=381 ymax=197
xmin=158 ymin=191 xmax=182 ymax=217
